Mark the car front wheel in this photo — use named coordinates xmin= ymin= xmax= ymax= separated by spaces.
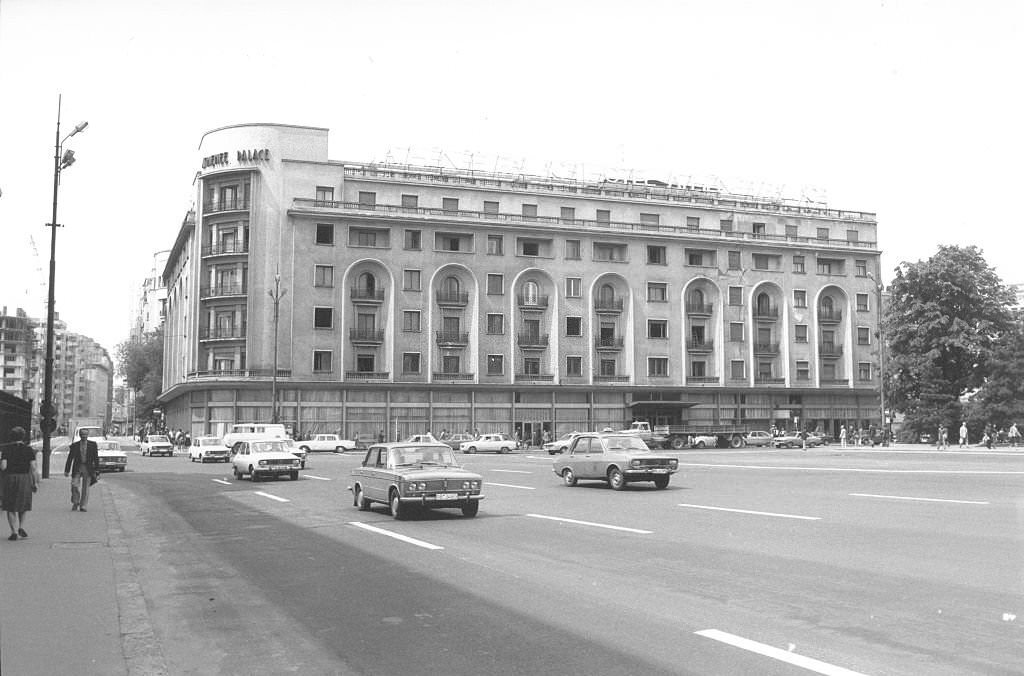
xmin=654 ymin=476 xmax=670 ymax=489
xmin=354 ymin=485 xmax=370 ymax=511
xmin=466 ymin=446 xmax=477 ymax=454
xmin=608 ymin=467 xmax=626 ymax=490
xmin=290 ymin=471 xmax=298 ymax=481
xmin=461 ymin=501 xmax=479 ymax=517
xmin=390 ymin=491 xmax=404 ymax=520
xmin=695 ymin=440 xmax=706 ymax=449
xmin=562 ymin=467 xmax=577 ymax=487
xmin=232 ymin=465 xmax=242 ymax=479
xmin=249 ymin=467 xmax=259 ymax=482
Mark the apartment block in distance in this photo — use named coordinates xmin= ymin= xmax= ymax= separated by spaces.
xmin=159 ymin=123 xmax=882 ymax=445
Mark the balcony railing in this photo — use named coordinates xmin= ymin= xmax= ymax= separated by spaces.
xmin=818 ymin=309 xmax=843 ymax=323
xmin=186 ymin=368 xmax=290 ymax=380
xmin=517 ymin=333 xmax=549 ymax=348
xmin=351 ymin=288 xmax=385 ymax=303
xmin=201 ymin=242 xmax=249 ymax=257
xmin=593 ymin=373 xmax=630 ymax=382
xmin=594 ymin=298 xmax=624 ymax=313
xmin=433 ymin=372 xmax=474 ymax=380
xmin=517 ymin=294 xmax=549 ymax=310
xmin=594 ymin=335 xmax=624 ymax=350
xmin=818 ymin=343 xmax=844 ymax=357
xmin=753 ymin=306 xmax=779 ymax=320
xmin=754 ymin=376 xmax=786 ymax=384
xmin=435 ymin=331 xmax=469 ymax=346
xmin=686 ymin=303 xmax=713 ymax=316
xmin=821 ymin=378 xmax=850 ymax=386
xmin=202 ymin=199 xmax=250 ymax=214
xmin=515 ymin=373 xmax=555 ymax=381
xmin=344 ymin=371 xmax=390 ymax=379
xmin=198 ymin=325 xmax=246 ymax=340
xmin=753 ymin=342 xmax=780 ymax=355
xmin=199 ymin=283 xmax=246 ymax=299
xmin=686 ymin=340 xmax=714 ymax=352
xmin=688 ymin=376 xmax=720 ymax=384
xmin=349 ymin=328 xmax=384 ymax=344
xmin=435 ymin=290 xmax=469 ymax=307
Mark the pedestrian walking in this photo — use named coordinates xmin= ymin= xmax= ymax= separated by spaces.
xmin=2 ymin=427 xmax=39 ymax=541
xmin=839 ymin=425 xmax=847 ymax=448
xmin=1009 ymin=423 xmax=1020 ymax=447
xmin=65 ymin=428 xmax=99 ymax=512
xmin=959 ymin=421 xmax=968 ymax=449
xmin=938 ymin=424 xmax=948 ymax=450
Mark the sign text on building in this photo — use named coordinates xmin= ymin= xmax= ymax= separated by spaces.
xmin=201 ymin=148 xmax=271 ymax=169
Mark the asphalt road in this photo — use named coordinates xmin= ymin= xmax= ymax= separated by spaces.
xmin=101 ymin=443 xmax=1024 ymax=675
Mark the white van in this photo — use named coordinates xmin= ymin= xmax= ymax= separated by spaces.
xmin=222 ymin=423 xmax=287 ymax=450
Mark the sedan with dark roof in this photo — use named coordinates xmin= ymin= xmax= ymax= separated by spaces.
xmin=552 ymin=433 xmax=679 ymax=490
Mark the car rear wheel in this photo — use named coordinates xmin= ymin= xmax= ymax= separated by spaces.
xmin=466 ymin=446 xmax=477 ymax=454
xmin=354 ymin=485 xmax=370 ymax=511
xmin=390 ymin=491 xmax=404 ymax=520
xmin=608 ymin=467 xmax=626 ymax=490
xmin=695 ymin=440 xmax=706 ymax=449
xmin=500 ymin=446 xmax=510 ymax=454
xmin=654 ymin=476 xmax=670 ymax=489
xmin=562 ymin=467 xmax=577 ymax=487
xmin=232 ymin=466 xmax=242 ymax=479
xmin=461 ymin=501 xmax=479 ymax=517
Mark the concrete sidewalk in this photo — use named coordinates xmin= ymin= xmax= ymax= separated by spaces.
xmin=0 ymin=444 xmax=164 ymax=675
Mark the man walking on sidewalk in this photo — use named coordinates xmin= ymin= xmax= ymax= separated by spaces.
xmin=65 ymin=429 xmax=99 ymax=512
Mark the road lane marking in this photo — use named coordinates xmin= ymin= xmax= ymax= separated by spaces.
xmin=348 ymin=522 xmax=444 ymax=550
xmin=850 ymin=493 xmax=989 ymax=505
xmin=302 ymin=474 xmax=331 ymax=481
xmin=254 ymin=491 xmax=290 ymax=503
xmin=526 ymin=513 xmax=652 ymax=534
xmin=678 ymin=503 xmax=820 ymax=520
xmin=695 ymin=629 xmax=867 ymax=676
xmin=491 ymin=469 xmax=532 ymax=474
xmin=488 ymin=482 xmax=535 ymax=490
xmin=212 ymin=479 xmax=231 ymax=485
xmin=679 ymin=462 xmax=1024 ymax=475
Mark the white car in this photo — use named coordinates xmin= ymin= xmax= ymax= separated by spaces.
xmin=690 ymin=434 xmax=719 ymax=449
xmin=297 ymin=434 xmax=357 ymax=453
xmin=460 ymin=433 xmax=516 ymax=454
xmin=141 ymin=434 xmax=174 ymax=457
xmin=280 ymin=438 xmax=307 ymax=468
xmin=230 ymin=439 xmax=301 ymax=482
xmin=96 ymin=440 xmax=127 ymax=472
xmin=189 ymin=436 xmax=231 ymax=463
xmin=543 ymin=432 xmax=581 ymax=455
xmin=222 ymin=423 xmax=287 ymax=449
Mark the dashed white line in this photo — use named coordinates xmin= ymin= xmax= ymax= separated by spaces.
xmin=254 ymin=491 xmax=290 ymax=503
xmin=679 ymin=462 xmax=1024 ymax=475
xmin=212 ymin=479 xmax=231 ymax=485
xmin=349 ymin=522 xmax=444 ymax=550
xmin=678 ymin=503 xmax=820 ymax=520
xmin=850 ymin=493 xmax=989 ymax=505
xmin=695 ymin=629 xmax=868 ymax=676
xmin=489 ymin=482 xmax=535 ymax=490
xmin=526 ymin=513 xmax=653 ymax=534
xmin=491 ymin=469 xmax=532 ymax=474
xmin=302 ymin=474 xmax=332 ymax=481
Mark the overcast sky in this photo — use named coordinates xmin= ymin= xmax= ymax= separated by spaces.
xmin=2 ymin=0 xmax=1022 ymax=355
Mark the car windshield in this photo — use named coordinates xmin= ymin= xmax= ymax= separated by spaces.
xmin=603 ymin=436 xmax=650 ymax=451
xmin=148 ymin=436 xmax=169 ymax=443
xmin=390 ymin=447 xmax=457 ymax=467
xmin=252 ymin=441 xmax=287 ymax=453
xmin=96 ymin=441 xmax=119 ymax=450
xmin=199 ymin=438 xmax=222 ymax=446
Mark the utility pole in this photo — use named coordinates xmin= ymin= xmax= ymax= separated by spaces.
xmin=269 ymin=272 xmax=287 ymax=424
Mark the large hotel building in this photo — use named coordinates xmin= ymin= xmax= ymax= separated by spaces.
xmin=159 ymin=123 xmax=882 ymax=444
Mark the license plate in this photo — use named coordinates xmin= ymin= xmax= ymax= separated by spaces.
xmin=650 ymin=468 xmax=668 ymax=473
xmin=435 ymin=493 xmax=458 ymax=500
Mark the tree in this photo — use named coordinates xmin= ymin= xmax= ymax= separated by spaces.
xmin=963 ymin=323 xmax=1024 ymax=433
xmin=116 ymin=328 xmax=164 ymax=425
xmin=884 ymin=245 xmax=1014 ymax=437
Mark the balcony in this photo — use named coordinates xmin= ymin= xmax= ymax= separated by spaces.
xmin=198 ymin=325 xmax=245 ymax=341
xmin=754 ymin=376 xmax=786 ymax=385
xmin=686 ymin=303 xmax=713 ymax=316
xmin=517 ymin=333 xmax=549 ymax=349
xmin=753 ymin=342 xmax=780 ymax=355
xmin=753 ymin=306 xmax=779 ymax=321
xmin=594 ymin=335 xmax=624 ymax=351
xmin=594 ymin=298 xmax=623 ymax=314
xmin=349 ymin=328 xmax=384 ymax=345
xmin=686 ymin=339 xmax=714 ymax=353
xmin=435 ymin=290 xmax=469 ymax=307
xmin=202 ymin=199 xmax=250 ymax=215
xmin=201 ymin=241 xmax=249 ymax=257
xmin=432 ymin=372 xmax=474 ymax=380
xmin=515 ymin=373 xmax=555 ymax=381
xmin=345 ymin=371 xmax=390 ymax=380
xmin=818 ymin=343 xmax=844 ymax=358
xmin=186 ymin=368 xmax=290 ymax=380
xmin=435 ymin=331 xmax=469 ymax=347
xmin=820 ymin=378 xmax=850 ymax=386
xmin=351 ymin=288 xmax=385 ymax=305
xmin=818 ymin=309 xmax=843 ymax=324
xmin=593 ymin=373 xmax=630 ymax=382
xmin=199 ymin=283 xmax=246 ymax=300
xmin=688 ymin=376 xmax=720 ymax=384
xmin=517 ymin=294 xmax=549 ymax=311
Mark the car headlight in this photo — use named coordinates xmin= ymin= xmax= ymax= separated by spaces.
xmin=669 ymin=459 xmax=678 ymax=469
xmin=630 ymin=459 xmax=641 ymax=468
xmin=258 ymin=460 xmax=268 ymax=466
xmin=462 ymin=481 xmax=470 ymax=489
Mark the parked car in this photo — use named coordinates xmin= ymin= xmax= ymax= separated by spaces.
xmin=743 ymin=431 xmax=774 ymax=447
xmin=460 ymin=433 xmax=516 ymax=454
xmin=440 ymin=432 xmax=476 ymax=450
xmin=96 ymin=440 xmax=127 ymax=472
xmin=350 ymin=442 xmax=484 ymax=519
xmin=297 ymin=434 xmax=357 ymax=453
xmin=189 ymin=436 xmax=231 ymax=463
xmin=552 ymin=432 xmax=679 ymax=490
xmin=690 ymin=434 xmax=719 ymax=449
xmin=230 ymin=439 xmax=301 ymax=481
xmin=222 ymin=423 xmax=287 ymax=449
xmin=772 ymin=432 xmax=825 ymax=448
xmin=141 ymin=434 xmax=174 ymax=457
xmin=543 ymin=432 xmax=581 ymax=455
xmin=280 ymin=438 xmax=307 ymax=468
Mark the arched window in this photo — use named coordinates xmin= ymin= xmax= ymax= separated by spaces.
xmin=756 ymin=292 xmax=771 ymax=314
xmin=599 ymin=284 xmax=615 ymax=303
xmin=357 ymin=272 xmax=376 ymax=294
xmin=820 ymin=295 xmax=834 ymax=312
xmin=691 ymin=289 xmax=705 ymax=307
xmin=443 ymin=276 xmax=460 ymax=296
xmin=524 ymin=280 xmax=539 ymax=304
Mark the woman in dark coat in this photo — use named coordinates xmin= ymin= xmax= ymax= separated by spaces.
xmin=1 ymin=426 xmax=39 ymax=541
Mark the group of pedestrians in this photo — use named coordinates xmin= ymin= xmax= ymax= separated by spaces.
xmin=934 ymin=421 xmax=1020 ymax=449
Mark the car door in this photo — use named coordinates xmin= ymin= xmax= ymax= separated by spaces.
xmin=362 ymin=447 xmax=389 ymax=502
xmin=575 ymin=437 xmax=598 ymax=478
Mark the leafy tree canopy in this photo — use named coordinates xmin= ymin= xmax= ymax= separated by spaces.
xmin=116 ymin=328 xmax=163 ymax=422
xmin=964 ymin=323 xmax=1024 ymax=432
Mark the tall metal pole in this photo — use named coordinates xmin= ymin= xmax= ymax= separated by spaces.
xmin=269 ymin=272 xmax=287 ymax=424
xmin=40 ymin=96 xmax=63 ymax=478
xmin=877 ymin=281 xmax=887 ymax=445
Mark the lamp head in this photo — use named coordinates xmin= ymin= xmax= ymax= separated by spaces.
xmin=70 ymin=121 xmax=89 ymax=137
xmin=60 ymin=149 xmax=76 ymax=169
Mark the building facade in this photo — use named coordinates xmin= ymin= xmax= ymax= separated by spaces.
xmin=0 ymin=306 xmax=37 ymax=402
xmin=159 ymin=123 xmax=883 ymax=444
xmin=131 ymin=250 xmax=170 ymax=342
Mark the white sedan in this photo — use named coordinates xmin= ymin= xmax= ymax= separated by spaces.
xmin=230 ymin=440 xmax=301 ymax=482
xmin=460 ymin=433 xmax=516 ymax=454
xmin=96 ymin=440 xmax=127 ymax=472
xmin=189 ymin=436 xmax=231 ymax=463
xmin=543 ymin=433 xmax=580 ymax=455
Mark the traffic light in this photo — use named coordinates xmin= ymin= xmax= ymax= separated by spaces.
xmin=41 ymin=417 xmax=57 ymax=434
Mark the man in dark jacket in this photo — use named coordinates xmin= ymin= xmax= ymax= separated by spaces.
xmin=64 ymin=429 xmax=99 ymax=512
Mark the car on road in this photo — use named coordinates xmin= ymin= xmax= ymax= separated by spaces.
xmin=459 ymin=432 xmax=516 ymax=454
xmin=689 ymin=434 xmax=719 ymax=449
xmin=772 ymin=432 xmax=826 ymax=448
xmin=222 ymin=423 xmax=287 ymax=449
xmin=230 ymin=439 xmax=301 ymax=481
xmin=189 ymin=436 xmax=231 ymax=463
xmin=296 ymin=433 xmax=357 ymax=453
xmin=96 ymin=440 xmax=127 ymax=472
xmin=552 ymin=432 xmax=679 ymax=490
xmin=439 ymin=432 xmax=476 ymax=450
xmin=280 ymin=438 xmax=307 ymax=468
xmin=141 ymin=434 xmax=174 ymax=457
xmin=350 ymin=442 xmax=484 ymax=519
xmin=543 ymin=432 xmax=581 ymax=455
xmin=743 ymin=431 xmax=774 ymax=447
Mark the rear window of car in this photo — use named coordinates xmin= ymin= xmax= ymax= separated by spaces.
xmin=149 ymin=436 xmax=169 ymax=443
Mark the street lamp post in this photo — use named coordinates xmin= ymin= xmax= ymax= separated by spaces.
xmin=867 ymin=271 xmax=887 ymax=445
xmin=40 ymin=95 xmax=87 ymax=478
xmin=268 ymin=272 xmax=287 ymax=424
